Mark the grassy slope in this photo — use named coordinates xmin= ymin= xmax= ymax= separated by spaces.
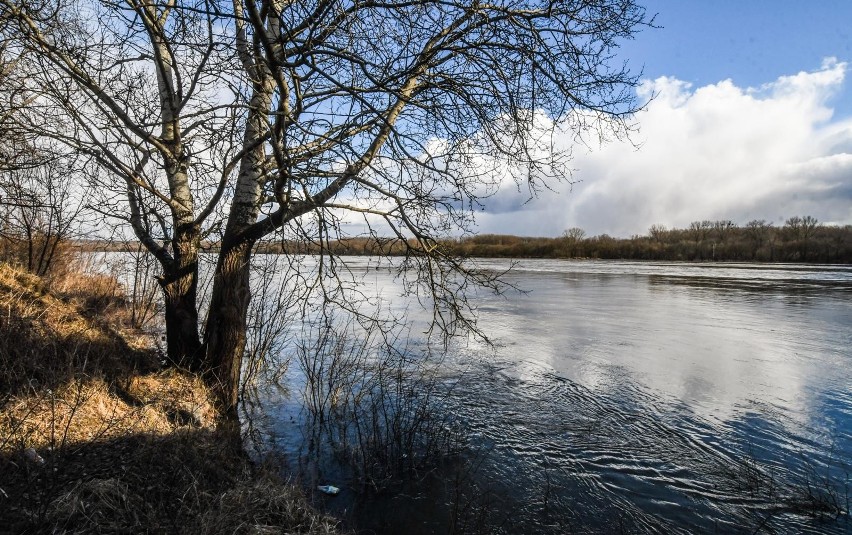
xmin=0 ymin=263 xmax=337 ymax=534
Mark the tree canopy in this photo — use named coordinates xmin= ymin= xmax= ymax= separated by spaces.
xmin=0 ymin=0 xmax=650 ymax=412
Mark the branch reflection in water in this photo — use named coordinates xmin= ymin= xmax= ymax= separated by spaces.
xmin=242 ymin=258 xmax=852 ymax=534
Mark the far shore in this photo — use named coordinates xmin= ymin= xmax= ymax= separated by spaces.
xmin=74 ymin=221 xmax=852 ymax=265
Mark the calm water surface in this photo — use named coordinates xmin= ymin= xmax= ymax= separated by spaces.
xmin=256 ymin=259 xmax=852 ymax=534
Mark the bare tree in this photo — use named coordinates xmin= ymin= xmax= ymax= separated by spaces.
xmin=688 ymin=220 xmax=713 ymax=243
xmin=562 ymin=227 xmax=586 ymax=257
xmin=1 ymin=0 xmax=650 ymax=412
xmin=745 ymin=219 xmax=771 ymax=260
xmin=713 ymin=219 xmax=736 ymax=242
xmin=785 ymin=215 xmax=820 ymax=260
xmin=0 ymin=150 xmax=87 ymax=276
xmin=1 ymin=46 xmax=86 ymax=276
xmin=648 ymin=224 xmax=668 ymax=242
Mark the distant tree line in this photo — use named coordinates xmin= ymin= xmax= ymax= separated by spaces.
xmin=78 ymin=216 xmax=852 ymax=264
xmin=440 ymin=217 xmax=852 ymax=263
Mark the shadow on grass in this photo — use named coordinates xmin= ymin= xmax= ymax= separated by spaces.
xmin=0 ymin=262 xmax=339 ymax=534
xmin=0 ymin=263 xmax=159 ymax=399
xmin=0 ymin=427 xmax=337 ymax=534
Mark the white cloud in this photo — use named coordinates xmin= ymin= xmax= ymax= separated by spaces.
xmin=476 ymin=59 xmax=852 ymax=236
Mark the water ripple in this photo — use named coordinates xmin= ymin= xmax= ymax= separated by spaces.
xmin=444 ymin=358 xmax=851 ymax=534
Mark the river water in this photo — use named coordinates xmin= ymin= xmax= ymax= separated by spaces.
xmin=250 ymin=259 xmax=852 ymax=534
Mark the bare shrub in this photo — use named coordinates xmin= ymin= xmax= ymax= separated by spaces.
xmin=0 ymin=145 xmax=87 ymax=278
xmin=241 ymin=254 xmax=300 ymax=391
xmin=784 ymin=449 xmax=850 ymax=520
xmin=125 ymin=245 xmax=162 ymax=330
xmin=296 ymin=318 xmax=462 ymax=489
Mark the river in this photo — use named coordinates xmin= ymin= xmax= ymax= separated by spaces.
xmin=247 ymin=259 xmax=852 ymax=534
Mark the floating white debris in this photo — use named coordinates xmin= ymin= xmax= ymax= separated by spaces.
xmin=317 ymin=485 xmax=340 ymax=495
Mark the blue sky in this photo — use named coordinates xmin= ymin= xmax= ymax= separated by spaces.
xmin=633 ymin=1 xmax=852 ymax=117
xmin=473 ymin=1 xmax=852 ymax=237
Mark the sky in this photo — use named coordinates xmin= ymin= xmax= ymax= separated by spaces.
xmin=475 ymin=1 xmax=852 ymax=238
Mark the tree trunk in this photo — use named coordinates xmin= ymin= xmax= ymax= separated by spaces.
xmin=199 ymin=62 xmax=273 ymax=414
xmin=202 ymin=239 xmax=254 ymax=414
xmin=160 ymin=279 xmax=202 ymax=370
xmin=158 ymin=227 xmax=202 ymax=370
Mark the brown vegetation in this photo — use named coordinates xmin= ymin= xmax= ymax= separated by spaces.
xmin=439 ymin=217 xmax=852 ymax=263
xmin=79 ymin=215 xmax=852 ymax=266
xmin=252 ymin=216 xmax=852 ymax=263
xmin=0 ymin=261 xmax=338 ymax=534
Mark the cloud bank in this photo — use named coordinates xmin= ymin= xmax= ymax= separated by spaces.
xmin=476 ymin=58 xmax=852 ymax=237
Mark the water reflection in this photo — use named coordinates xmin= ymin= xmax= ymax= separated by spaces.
xmin=256 ymin=259 xmax=851 ymax=533
xmin=476 ymin=262 xmax=851 ymax=430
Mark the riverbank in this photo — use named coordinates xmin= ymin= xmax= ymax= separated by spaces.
xmin=0 ymin=262 xmax=338 ymax=534
xmin=72 ymin=218 xmax=852 ymax=265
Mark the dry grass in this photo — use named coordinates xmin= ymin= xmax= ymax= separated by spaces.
xmin=126 ymin=370 xmax=218 ymax=428
xmin=52 ymin=269 xmax=127 ymax=317
xmin=0 ymin=262 xmax=157 ymax=398
xmin=194 ymin=476 xmax=340 ymax=535
xmin=1 ymin=377 xmax=170 ymax=452
xmin=47 ymin=478 xmax=150 ymax=531
xmin=0 ymin=261 xmax=339 ymax=534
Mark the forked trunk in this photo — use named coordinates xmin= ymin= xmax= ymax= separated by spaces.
xmin=200 ymin=61 xmax=274 ymax=414
xmin=202 ymin=240 xmax=254 ymax=414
